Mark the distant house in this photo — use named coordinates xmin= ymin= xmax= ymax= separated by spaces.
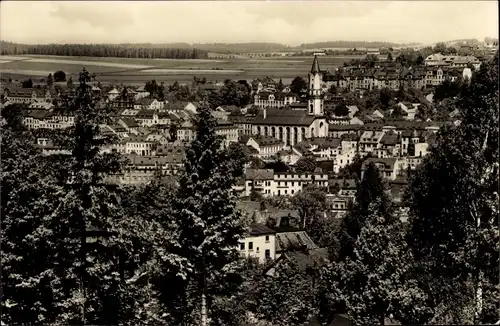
xmin=246 ymin=134 xmax=285 ymax=160
xmin=361 ymin=157 xmax=401 ymax=180
xmin=108 ymin=88 xmax=120 ymax=100
xmin=135 ymin=86 xmax=150 ymax=100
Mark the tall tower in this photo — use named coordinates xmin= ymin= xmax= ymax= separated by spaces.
xmin=308 ymin=55 xmax=324 ymax=116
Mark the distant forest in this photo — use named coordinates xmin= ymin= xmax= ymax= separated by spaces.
xmin=0 ymin=41 xmax=209 ymax=59
xmin=0 ymin=40 xmax=421 ymax=57
xmin=297 ymin=41 xmax=418 ymax=49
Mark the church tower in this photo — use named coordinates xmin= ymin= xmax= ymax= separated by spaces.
xmin=308 ymin=55 xmax=324 ymax=116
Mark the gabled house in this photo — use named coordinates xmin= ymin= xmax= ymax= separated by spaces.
xmin=246 ymin=134 xmax=285 ymax=160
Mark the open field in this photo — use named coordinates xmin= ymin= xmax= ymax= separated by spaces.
xmin=0 ymin=54 xmax=363 ymax=85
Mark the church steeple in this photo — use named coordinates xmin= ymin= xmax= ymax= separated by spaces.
xmin=311 ymin=55 xmax=321 ymax=74
xmin=308 ymin=55 xmax=324 ymax=116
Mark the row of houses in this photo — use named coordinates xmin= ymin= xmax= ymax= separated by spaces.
xmin=323 ymin=65 xmax=473 ymax=92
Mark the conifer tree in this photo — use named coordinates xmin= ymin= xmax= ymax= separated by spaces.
xmin=160 ymin=99 xmax=247 ymax=324
xmin=1 ymin=107 xmax=64 ymax=324
xmin=45 ymin=68 xmax=158 ymax=324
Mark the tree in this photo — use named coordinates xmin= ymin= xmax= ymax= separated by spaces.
xmin=405 ymin=54 xmax=499 ymax=324
xmin=416 ymin=54 xmax=424 ymax=66
xmin=226 ymin=142 xmax=250 ymax=179
xmin=333 ymin=102 xmax=349 ymax=117
xmin=337 ymin=200 xmax=431 ymax=325
xmin=162 ymin=100 xmax=248 ymax=324
xmin=54 ymin=70 xmax=66 ymax=82
xmin=295 ymin=156 xmax=317 ymax=174
xmin=329 ymin=84 xmax=337 ymax=95
xmin=276 ymin=78 xmax=284 ymax=92
xmin=217 ymin=79 xmax=251 ymax=107
xmin=66 ymin=76 xmax=74 ymax=89
xmin=45 ymin=68 xmax=151 ymax=324
xmin=337 ymin=163 xmax=393 ymax=262
xmin=21 ymin=78 xmax=33 ymax=88
xmin=1 ymin=106 xmax=64 ymax=325
xmin=387 ymin=52 xmax=393 ymax=62
xmin=252 ymin=263 xmax=318 ymax=326
xmin=47 ymin=73 xmax=53 ymax=87
xmin=290 ymin=76 xmax=307 ymax=95
xmin=145 ymin=80 xmax=159 ymax=98
xmin=291 ymin=184 xmax=327 ymax=230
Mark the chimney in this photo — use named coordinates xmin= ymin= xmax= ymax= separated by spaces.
xmin=263 ymin=108 xmax=267 ymax=119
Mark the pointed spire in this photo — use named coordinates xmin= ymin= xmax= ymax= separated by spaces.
xmin=311 ymin=55 xmax=321 ymax=74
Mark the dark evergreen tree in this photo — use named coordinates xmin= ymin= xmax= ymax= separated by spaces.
xmin=158 ymin=100 xmax=247 ymax=324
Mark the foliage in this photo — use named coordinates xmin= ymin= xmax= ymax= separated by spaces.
xmin=290 ymin=76 xmax=307 ymax=95
xmin=434 ymin=77 xmax=464 ymax=102
xmin=263 ymin=155 xmax=290 ymax=173
xmin=0 ymin=41 xmax=209 ymax=59
xmin=226 ymin=142 xmax=250 ymax=179
xmin=405 ymin=53 xmax=499 ymax=324
xmin=66 ymin=76 xmax=74 ymax=89
xmin=337 ymin=200 xmax=431 ymax=325
xmin=21 ymin=78 xmax=33 ymax=88
xmin=160 ymin=100 xmax=248 ymax=324
xmin=47 ymin=73 xmax=53 ymax=87
xmin=333 ymin=102 xmax=349 ymax=117
xmin=291 ymin=184 xmax=327 ymax=230
xmin=208 ymin=79 xmax=252 ymax=108
xmin=54 ymin=70 xmax=66 ymax=82
xmin=252 ymin=264 xmax=318 ymax=326
xmin=1 ymin=106 xmax=64 ymax=325
xmin=337 ymin=153 xmax=365 ymax=180
xmin=337 ymin=163 xmax=393 ymax=262
xmin=295 ymin=156 xmax=317 ymax=174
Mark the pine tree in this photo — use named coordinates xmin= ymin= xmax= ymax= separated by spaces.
xmin=318 ymin=163 xmax=396 ymax=322
xmin=45 ymin=68 xmax=151 ymax=324
xmin=337 ymin=162 xmax=393 ymax=261
xmin=1 ymin=108 xmax=64 ymax=324
xmin=159 ymin=100 xmax=247 ymax=324
xmin=405 ymin=53 xmax=499 ymax=324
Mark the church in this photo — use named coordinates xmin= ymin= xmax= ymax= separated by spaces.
xmin=250 ymin=55 xmax=328 ymax=148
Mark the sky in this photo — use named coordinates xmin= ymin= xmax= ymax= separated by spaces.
xmin=1 ymin=1 xmax=498 ymax=46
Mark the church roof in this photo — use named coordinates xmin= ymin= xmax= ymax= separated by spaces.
xmin=311 ymin=55 xmax=321 ymax=74
xmin=252 ymin=108 xmax=318 ymax=126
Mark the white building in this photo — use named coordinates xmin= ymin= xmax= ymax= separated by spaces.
xmin=239 ymin=224 xmax=276 ymax=263
xmin=246 ymin=135 xmax=285 ymax=160
xmin=244 ymin=169 xmax=329 ymax=197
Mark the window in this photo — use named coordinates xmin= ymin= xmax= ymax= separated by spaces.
xmin=278 ymin=190 xmax=281 ymax=196
xmin=248 ymin=242 xmax=253 ymax=250
xmin=285 ymin=190 xmax=288 ymax=195
xmin=265 ymin=235 xmax=270 ymax=242
xmin=265 ymin=249 xmax=271 ymax=259
xmin=256 ymin=247 xmax=260 ymax=253
xmin=240 ymin=243 xmax=245 ymax=250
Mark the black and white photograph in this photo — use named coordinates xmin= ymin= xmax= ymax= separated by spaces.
xmin=0 ymin=1 xmax=498 ymax=325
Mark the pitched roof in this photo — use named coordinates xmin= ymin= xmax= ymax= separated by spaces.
xmin=362 ymin=157 xmax=397 ymax=171
xmin=245 ymin=169 xmax=274 ymax=180
xmin=275 ymin=231 xmax=319 ymax=253
xmin=249 ymin=223 xmax=276 ymax=236
xmin=380 ymin=130 xmax=399 ymax=146
xmin=311 ymin=55 xmax=321 ymax=74
xmin=248 ymin=134 xmax=283 ymax=147
xmin=282 ymin=248 xmax=329 ymax=272
xmin=252 ymin=108 xmax=317 ymax=126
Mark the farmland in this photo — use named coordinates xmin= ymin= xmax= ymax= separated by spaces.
xmin=0 ymin=54 xmax=363 ymax=85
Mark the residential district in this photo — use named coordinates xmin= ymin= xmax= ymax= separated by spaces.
xmin=0 ymin=51 xmax=482 ymax=265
